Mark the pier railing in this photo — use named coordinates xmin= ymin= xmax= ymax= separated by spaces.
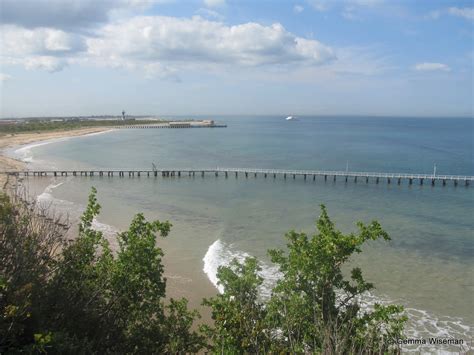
xmin=1 ymin=167 xmax=473 ymax=186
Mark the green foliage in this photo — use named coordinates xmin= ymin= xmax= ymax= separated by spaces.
xmin=0 ymin=193 xmax=66 ymax=352
xmin=202 ymin=258 xmax=272 ymax=353
xmin=165 ymin=298 xmax=205 ymax=353
xmin=0 ymin=119 xmax=166 ymax=135
xmin=0 ymin=189 xmax=205 ymax=353
xmin=205 ymin=205 xmax=407 ymax=354
xmin=1 ymin=189 xmax=407 ymax=354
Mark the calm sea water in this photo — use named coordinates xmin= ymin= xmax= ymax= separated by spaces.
xmin=12 ymin=116 xmax=474 ymax=351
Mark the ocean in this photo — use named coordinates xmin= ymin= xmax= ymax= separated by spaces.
xmin=9 ymin=116 xmax=474 ymax=352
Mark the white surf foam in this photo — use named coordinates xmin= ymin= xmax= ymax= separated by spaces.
xmin=203 ymin=239 xmax=472 ymax=353
xmin=91 ymin=218 xmax=120 ymax=250
xmin=36 ymin=180 xmax=74 ymax=206
xmin=15 ymin=138 xmax=70 ymax=164
xmin=202 ymin=239 xmax=281 ymax=297
xmin=35 ymin=180 xmax=121 ymax=250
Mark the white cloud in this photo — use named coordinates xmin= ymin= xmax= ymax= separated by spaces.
xmin=0 ymin=25 xmax=84 ymax=72
xmin=1 ymin=14 xmax=336 ymax=77
xmin=294 ymin=5 xmax=304 ymax=13
xmin=426 ymin=7 xmax=474 ymax=21
xmin=413 ymin=62 xmax=451 ymax=72
xmin=1 ymin=25 xmax=84 ymax=56
xmin=448 ymin=7 xmax=474 ymax=21
xmin=203 ymin=0 xmax=225 ymax=8
xmin=0 ymin=73 xmax=12 ymax=81
xmin=86 ymin=16 xmax=336 ymax=69
xmin=0 ymin=0 xmax=169 ymax=30
xmin=25 ymin=56 xmax=68 ymax=72
xmin=196 ymin=8 xmax=224 ymax=20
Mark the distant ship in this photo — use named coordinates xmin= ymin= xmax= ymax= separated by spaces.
xmin=285 ymin=115 xmax=295 ymax=121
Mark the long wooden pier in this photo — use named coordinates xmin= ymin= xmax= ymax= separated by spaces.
xmin=1 ymin=168 xmax=473 ymax=187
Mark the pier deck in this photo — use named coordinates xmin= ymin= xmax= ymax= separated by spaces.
xmin=1 ymin=168 xmax=473 ymax=187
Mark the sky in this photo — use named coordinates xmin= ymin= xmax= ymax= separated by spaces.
xmin=0 ymin=0 xmax=473 ymax=118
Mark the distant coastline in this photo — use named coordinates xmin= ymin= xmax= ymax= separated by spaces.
xmin=0 ymin=127 xmax=113 ymax=191
xmin=0 ymin=117 xmax=226 ymax=190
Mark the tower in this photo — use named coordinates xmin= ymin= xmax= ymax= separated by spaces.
xmin=122 ymin=110 xmax=125 ymax=120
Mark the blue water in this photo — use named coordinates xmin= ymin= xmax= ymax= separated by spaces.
xmin=15 ymin=116 xmax=474 ymax=350
xmin=39 ymin=116 xmax=473 ymax=174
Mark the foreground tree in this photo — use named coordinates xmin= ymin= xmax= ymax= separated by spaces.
xmin=205 ymin=205 xmax=407 ymax=354
xmin=202 ymin=258 xmax=272 ymax=353
xmin=0 ymin=189 xmax=205 ymax=353
xmin=0 ymin=193 xmax=67 ymax=352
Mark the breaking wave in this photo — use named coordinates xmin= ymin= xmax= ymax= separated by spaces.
xmin=203 ymin=239 xmax=472 ymax=353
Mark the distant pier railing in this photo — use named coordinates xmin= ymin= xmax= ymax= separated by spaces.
xmin=112 ymin=123 xmax=227 ymax=129
xmin=1 ymin=168 xmax=473 ymax=187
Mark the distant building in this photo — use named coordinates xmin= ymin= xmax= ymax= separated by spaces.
xmin=202 ymin=120 xmax=215 ymax=126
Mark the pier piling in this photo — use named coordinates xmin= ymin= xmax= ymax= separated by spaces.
xmin=9 ymin=169 xmax=473 ymax=189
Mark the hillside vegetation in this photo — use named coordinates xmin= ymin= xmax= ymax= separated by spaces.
xmin=0 ymin=189 xmax=406 ymax=354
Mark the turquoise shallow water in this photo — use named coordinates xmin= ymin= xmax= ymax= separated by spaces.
xmin=11 ymin=116 xmax=474 ymax=351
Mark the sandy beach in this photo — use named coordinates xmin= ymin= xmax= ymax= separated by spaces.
xmin=0 ymin=127 xmax=112 ymax=190
xmin=0 ymin=126 xmax=216 ymax=322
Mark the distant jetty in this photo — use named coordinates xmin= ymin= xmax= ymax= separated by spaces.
xmin=113 ymin=120 xmax=226 ymax=129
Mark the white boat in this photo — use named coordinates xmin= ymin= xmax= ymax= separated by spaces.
xmin=285 ymin=116 xmax=295 ymax=121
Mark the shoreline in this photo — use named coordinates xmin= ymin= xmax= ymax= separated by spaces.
xmin=0 ymin=124 xmax=472 ymax=348
xmin=0 ymin=127 xmax=114 ymax=191
xmin=0 ymin=127 xmax=217 ymax=323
